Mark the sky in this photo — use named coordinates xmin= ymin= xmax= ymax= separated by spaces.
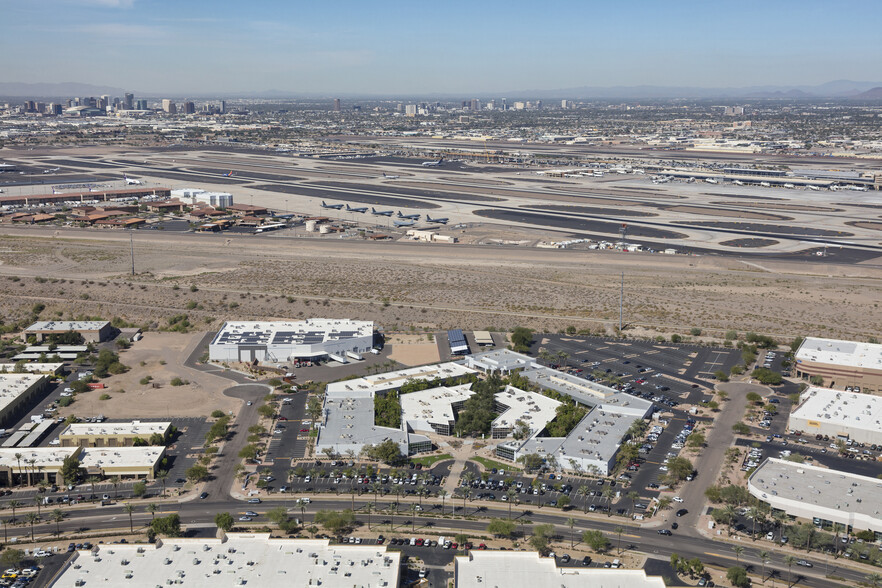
xmin=1 ymin=0 xmax=881 ymax=96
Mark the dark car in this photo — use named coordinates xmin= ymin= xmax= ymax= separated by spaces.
xmin=657 ymin=529 xmax=672 ymax=535
xmin=676 ymin=508 xmax=688 ymax=517
xmin=582 ymin=556 xmax=592 ymax=566
xmin=671 ymin=522 xmax=678 ymax=530
xmin=199 ymin=492 xmax=209 ymax=499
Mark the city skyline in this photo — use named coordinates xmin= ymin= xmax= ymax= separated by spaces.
xmin=1 ymin=0 xmax=881 ymax=95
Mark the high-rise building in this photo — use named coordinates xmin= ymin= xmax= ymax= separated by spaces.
xmin=502 ymin=98 xmax=507 ymax=111
xmin=219 ymin=100 xmax=226 ymax=114
xmin=470 ymin=98 xmax=480 ymax=111
xmin=333 ymin=98 xmax=341 ymax=112
xmin=405 ymin=104 xmax=417 ymax=117
xmin=123 ymin=93 xmax=134 ymax=110
xmin=135 ymin=99 xmax=148 ymax=110
xmin=162 ymin=99 xmax=177 ymax=114
xmin=48 ymin=103 xmax=62 ymax=115
xmin=182 ymin=101 xmax=195 ymax=114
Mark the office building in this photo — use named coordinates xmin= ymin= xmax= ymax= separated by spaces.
xmin=748 ymin=458 xmax=882 ymax=536
xmin=162 ymin=99 xmax=176 ymax=114
xmin=135 ymin=99 xmax=148 ymax=110
xmin=123 ymin=93 xmax=134 ymax=110
xmin=22 ymin=320 xmax=113 ymax=343
xmin=333 ymin=98 xmax=341 ymax=112
xmin=788 ymin=386 xmax=882 ymax=445
xmin=182 ymin=101 xmax=195 ymax=114
xmin=209 ymin=319 xmax=374 ymax=363
xmin=455 ymin=551 xmax=665 ymax=588
xmin=795 ymin=337 xmax=882 ymax=393
xmin=59 ymin=420 xmax=172 ymax=448
xmin=0 ymin=373 xmax=49 ymax=427
xmin=405 ymin=104 xmax=417 ymax=116
xmin=49 ymin=535 xmax=401 ymax=588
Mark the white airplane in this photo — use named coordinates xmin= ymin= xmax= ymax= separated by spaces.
xmin=733 ymin=180 xmax=744 ymax=186
xmin=705 ymin=178 xmax=718 ymax=184
xmin=421 ymin=157 xmax=443 ymax=167
xmin=807 ymin=185 xmax=820 ymax=191
xmin=346 ymin=204 xmax=368 ymax=213
xmin=371 ymin=207 xmax=393 ymax=216
xmin=760 ymin=182 xmax=771 ymax=188
xmin=393 ymin=218 xmax=415 ymax=227
xmin=124 ymin=175 xmax=143 ymax=185
xmin=382 ymin=173 xmax=399 ymax=179
xmin=397 ymin=211 xmax=420 ymax=220
xmin=783 ymin=183 xmax=795 ymax=189
xmin=425 ymin=215 xmax=449 ymax=224
xmin=321 ymin=200 xmax=344 ymax=210
xmin=847 ymin=185 xmax=868 ymax=191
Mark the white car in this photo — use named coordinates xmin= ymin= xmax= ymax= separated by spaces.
xmin=60 ymin=392 xmax=72 ymax=397
xmin=673 ymin=496 xmax=684 ymax=503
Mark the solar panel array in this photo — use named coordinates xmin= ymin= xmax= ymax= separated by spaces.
xmin=448 ymin=329 xmax=469 ymax=355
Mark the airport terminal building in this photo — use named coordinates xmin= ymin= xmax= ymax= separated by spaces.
xmin=795 ymin=337 xmax=882 ymax=394
xmin=788 ymin=386 xmax=882 ymax=445
xmin=209 ymin=319 xmax=374 ymax=363
xmin=748 ymin=458 xmax=882 ymax=536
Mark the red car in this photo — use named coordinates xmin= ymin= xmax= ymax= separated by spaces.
xmin=415 ymin=538 xmax=424 ymax=546
xmin=300 ymin=428 xmax=309 ymax=432
xmin=278 ymin=417 xmax=288 ymax=421
xmin=451 ymin=543 xmax=458 ymax=550
xmin=478 ymin=543 xmax=487 ymax=550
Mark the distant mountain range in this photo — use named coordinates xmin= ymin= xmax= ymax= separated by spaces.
xmin=2 ymin=79 xmax=882 ymax=100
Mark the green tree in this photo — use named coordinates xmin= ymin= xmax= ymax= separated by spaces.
xmin=727 ymin=566 xmax=751 ymax=587
xmin=582 ymin=529 xmax=610 ymax=553
xmin=146 ymin=503 xmax=158 ymax=521
xmin=186 ymin=464 xmax=209 ymax=482
xmin=529 ymin=524 xmax=554 ymax=555
xmin=487 ymin=519 xmax=516 ymax=539
xmin=26 ymin=512 xmax=39 ymax=541
xmin=361 ymin=439 xmax=404 ymax=464
xmin=151 ymin=513 xmax=182 ymax=537
xmin=60 ymin=454 xmax=80 ymax=486
xmin=0 ymin=549 xmax=24 ymax=569
xmin=510 ymin=327 xmax=534 ymax=352
xmin=257 ymin=404 xmax=276 ymax=419
xmin=132 ymin=481 xmax=147 ymax=497
xmin=51 ymin=508 xmax=65 ymax=535
xmin=123 ymin=503 xmax=136 ymax=533
xmin=314 ymin=509 xmax=356 ymax=534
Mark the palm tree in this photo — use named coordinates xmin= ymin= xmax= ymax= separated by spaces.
xmin=759 ymin=550 xmax=769 ymax=584
xmin=156 ymin=470 xmax=168 ymax=497
xmin=615 ymin=526 xmax=624 ymax=554
xmin=112 ymin=476 xmax=121 ymax=499
xmin=123 ymin=503 xmax=135 ymax=533
xmin=722 ymin=505 xmax=737 ymax=535
xmin=506 ymin=488 xmax=517 ymax=519
xmin=655 ymin=497 xmax=672 ymax=514
xmin=576 ymin=485 xmax=590 ymax=514
xmin=866 ymin=573 xmax=882 ymax=588
xmin=438 ymin=489 xmax=448 ymax=515
xmin=733 ymin=545 xmax=744 ymax=566
xmin=87 ymin=476 xmax=101 ymax=498
xmin=557 ymin=350 xmax=569 ymax=368
xmin=1 ymin=518 xmax=10 ymax=543
xmin=602 ymin=487 xmax=615 ymax=517
xmin=13 ymin=453 xmax=22 ymax=486
xmin=9 ymin=499 xmax=21 ymax=522
xmin=748 ymin=506 xmax=761 ymax=540
xmin=33 ymin=496 xmax=42 ymax=517
xmin=371 ymin=482 xmax=382 ymax=507
xmin=27 ymin=459 xmax=37 ymax=487
xmin=25 ymin=512 xmax=39 ymax=542
xmin=51 ymin=509 xmax=65 ymax=535
xmin=566 ymin=517 xmax=576 ymax=548
xmin=783 ymin=555 xmax=796 ymax=588
xmin=410 ymin=503 xmax=418 ymax=532
xmin=627 ymin=491 xmax=640 ymax=515
xmin=146 ymin=503 xmax=158 ymax=521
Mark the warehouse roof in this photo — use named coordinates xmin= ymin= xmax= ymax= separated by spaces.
xmin=80 ymin=446 xmax=165 ymax=470
xmin=60 ymin=420 xmax=172 ymax=438
xmin=212 ymin=319 xmax=373 ymax=347
xmin=317 ymin=391 xmax=430 ymax=453
xmin=796 ymin=337 xmax=882 ymax=371
xmin=0 ymin=373 xmax=45 ymax=414
xmin=326 ymin=362 xmax=474 ymax=396
xmin=25 ymin=320 xmax=109 ymax=332
xmin=400 ymin=384 xmax=475 ymax=433
xmin=51 ymin=535 xmax=401 ymax=588
xmin=791 ymin=387 xmax=882 ymax=433
xmin=0 ymin=363 xmax=63 ymax=374
xmin=749 ymin=458 xmax=882 ymax=527
xmin=455 ymin=551 xmax=665 ymax=588
xmin=0 ymin=447 xmax=79 ymax=472
xmin=492 ymin=386 xmax=561 ymax=434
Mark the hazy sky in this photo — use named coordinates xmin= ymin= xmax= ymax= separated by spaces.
xmin=2 ymin=0 xmax=881 ymax=96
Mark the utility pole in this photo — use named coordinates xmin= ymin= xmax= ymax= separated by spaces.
xmin=130 ymin=232 xmax=135 ymax=276
xmin=619 ymin=272 xmax=624 ymax=333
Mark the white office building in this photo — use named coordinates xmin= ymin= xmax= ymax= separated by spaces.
xmin=209 ymin=319 xmax=374 ymax=363
xmin=171 ymin=188 xmax=234 ymax=209
xmin=788 ymin=386 xmax=882 ymax=445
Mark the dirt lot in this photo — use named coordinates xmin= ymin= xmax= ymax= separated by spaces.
xmin=386 ymin=334 xmax=441 ymax=366
xmin=0 ymin=227 xmax=879 ymax=342
xmin=58 ymin=332 xmax=239 ymax=419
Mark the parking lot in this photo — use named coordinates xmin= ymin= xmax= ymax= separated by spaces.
xmin=263 ymin=393 xmax=311 ymax=483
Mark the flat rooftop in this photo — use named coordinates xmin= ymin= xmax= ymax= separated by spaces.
xmin=455 ymin=551 xmax=665 ymax=587
xmin=791 ymin=387 xmax=882 ymax=432
xmin=80 ymin=446 xmax=165 ymax=469
xmin=796 ymin=337 xmax=882 ymax=371
xmin=749 ymin=458 xmax=882 ymax=525
xmin=0 ymin=373 xmax=45 ymax=414
xmin=0 ymin=447 xmax=78 ymax=472
xmin=493 ymin=386 xmax=561 ymax=434
xmin=50 ymin=534 xmax=401 ymax=588
xmin=521 ymin=367 xmax=619 ymax=402
xmin=61 ymin=420 xmax=171 ymax=438
xmin=326 ymin=362 xmax=475 ymax=396
xmin=0 ymin=362 xmax=63 ymax=374
xmin=25 ymin=320 xmax=109 ymax=332
xmin=401 ymin=384 xmax=474 ymax=432
xmin=317 ymin=392 xmax=429 ymax=453
xmin=212 ymin=319 xmax=373 ymax=347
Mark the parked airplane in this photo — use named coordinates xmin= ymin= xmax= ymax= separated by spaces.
xmin=783 ymin=183 xmax=795 ymax=189
xmin=760 ymin=181 xmax=771 ymax=187
xmin=705 ymin=178 xmax=718 ymax=184
xmin=733 ymin=180 xmax=744 ymax=186
xmin=346 ymin=204 xmax=368 ymax=213
xmin=393 ymin=219 xmax=415 ymax=227
xmin=223 ymin=171 xmax=235 ymax=177
xmin=371 ymin=207 xmax=394 ymax=216
xmin=124 ymin=175 xmax=142 ymax=185
xmin=382 ymin=173 xmax=400 ymax=179
xmin=421 ymin=157 xmax=443 ymax=167
xmin=397 ymin=211 xmax=420 ymax=220
xmin=425 ymin=215 xmax=449 ymax=224
xmin=807 ymin=185 xmax=820 ymax=191
xmin=321 ymin=201 xmax=344 ymax=210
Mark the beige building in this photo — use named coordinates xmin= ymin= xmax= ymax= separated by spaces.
xmin=0 ymin=447 xmax=81 ymax=486
xmin=59 ymin=421 xmax=172 ymax=448
xmin=795 ymin=337 xmax=882 ymax=393
xmin=0 ymin=373 xmax=49 ymax=427
xmin=22 ymin=320 xmax=113 ymax=344
xmin=80 ymin=446 xmax=166 ymax=481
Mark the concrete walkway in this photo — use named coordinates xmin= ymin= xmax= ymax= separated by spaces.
xmin=441 ymin=439 xmax=474 ymax=495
